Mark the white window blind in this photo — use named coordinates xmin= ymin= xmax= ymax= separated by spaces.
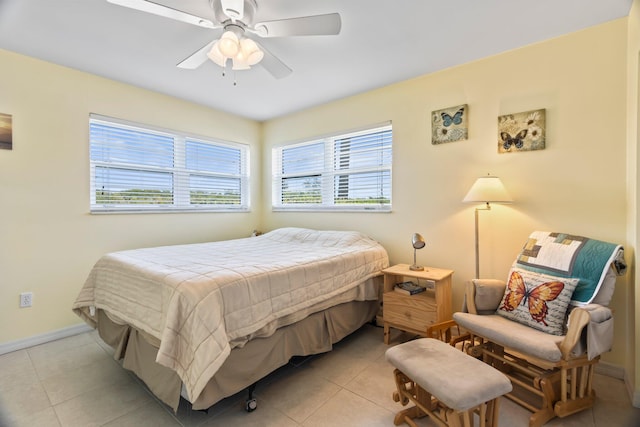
xmin=272 ymin=124 xmax=392 ymax=211
xmin=89 ymin=115 xmax=249 ymax=213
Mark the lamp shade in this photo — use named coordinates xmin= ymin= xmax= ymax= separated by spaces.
xmin=463 ymin=175 xmax=513 ymax=203
xmin=412 ymin=233 xmax=425 ymax=249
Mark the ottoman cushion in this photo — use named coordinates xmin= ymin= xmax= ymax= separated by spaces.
xmin=385 ymin=338 xmax=512 ymax=411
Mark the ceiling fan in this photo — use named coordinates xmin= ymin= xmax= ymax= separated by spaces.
xmin=106 ymin=0 xmax=342 ymax=79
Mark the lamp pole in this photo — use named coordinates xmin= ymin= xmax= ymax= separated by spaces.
xmin=474 ymin=202 xmax=491 ymax=279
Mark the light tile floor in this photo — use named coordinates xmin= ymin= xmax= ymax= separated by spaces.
xmin=1 ymin=324 xmax=639 ymax=427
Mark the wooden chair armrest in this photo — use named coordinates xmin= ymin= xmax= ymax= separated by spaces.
xmin=426 ymin=320 xmax=471 ymax=348
xmin=559 ymin=307 xmax=591 ymax=360
xmin=426 ymin=320 xmax=459 ymax=343
xmin=450 ymin=332 xmax=472 ymax=349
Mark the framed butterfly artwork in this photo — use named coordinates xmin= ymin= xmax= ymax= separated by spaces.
xmin=431 ymin=104 xmax=468 ymax=144
xmin=0 ymin=112 xmax=12 ymax=150
xmin=497 ymin=108 xmax=545 ymax=153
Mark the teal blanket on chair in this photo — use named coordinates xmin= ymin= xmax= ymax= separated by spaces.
xmin=515 ymin=231 xmax=625 ymax=305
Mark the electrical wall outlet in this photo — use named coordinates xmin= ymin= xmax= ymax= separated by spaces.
xmin=20 ymin=292 xmax=33 ymax=308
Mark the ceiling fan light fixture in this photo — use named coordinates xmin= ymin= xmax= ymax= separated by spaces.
xmin=231 ymin=54 xmax=251 ymax=70
xmin=240 ymin=38 xmax=263 ymax=66
xmin=218 ymin=30 xmax=240 ymax=57
xmin=207 ymin=41 xmax=227 ymax=67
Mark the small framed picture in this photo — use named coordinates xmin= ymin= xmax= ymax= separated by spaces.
xmin=432 ymin=104 xmax=468 ymax=144
xmin=0 ymin=113 xmax=12 ymax=150
xmin=498 ymin=108 xmax=545 ymax=153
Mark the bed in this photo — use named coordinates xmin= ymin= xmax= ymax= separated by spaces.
xmin=72 ymin=227 xmax=389 ymax=411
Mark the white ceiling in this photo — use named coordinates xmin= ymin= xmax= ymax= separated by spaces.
xmin=0 ymin=0 xmax=633 ymax=121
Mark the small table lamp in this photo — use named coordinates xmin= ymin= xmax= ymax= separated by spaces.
xmin=463 ymin=175 xmax=513 ymax=279
xmin=410 ymin=233 xmax=426 ymax=271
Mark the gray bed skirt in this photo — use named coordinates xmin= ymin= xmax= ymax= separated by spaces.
xmin=96 ymin=298 xmax=380 ymax=412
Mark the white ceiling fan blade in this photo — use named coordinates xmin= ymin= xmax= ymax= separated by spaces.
xmin=107 ymin=0 xmax=216 ymax=29
xmin=254 ymin=13 xmax=341 ymax=38
xmin=177 ymin=40 xmax=217 ymax=69
xmin=220 ymin=0 xmax=244 ymax=20
xmin=255 ymin=41 xmax=292 ymax=79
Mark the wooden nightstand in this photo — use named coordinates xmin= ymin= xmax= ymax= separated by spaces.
xmin=382 ymin=264 xmax=453 ymax=344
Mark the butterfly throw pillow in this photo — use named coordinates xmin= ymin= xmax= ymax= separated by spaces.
xmin=496 ymin=268 xmax=579 ymax=335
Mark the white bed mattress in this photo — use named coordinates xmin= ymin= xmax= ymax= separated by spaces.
xmin=73 ymin=227 xmax=388 ymax=402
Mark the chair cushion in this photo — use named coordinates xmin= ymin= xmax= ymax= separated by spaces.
xmin=453 ymin=312 xmax=565 ymax=362
xmin=471 ymin=279 xmax=505 ymax=314
xmin=385 ymin=338 xmax=512 ymax=411
xmin=496 ymin=268 xmax=578 ymax=335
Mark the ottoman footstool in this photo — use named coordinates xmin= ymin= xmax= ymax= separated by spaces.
xmin=386 ymin=338 xmax=512 ymax=427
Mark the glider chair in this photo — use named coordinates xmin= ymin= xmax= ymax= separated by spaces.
xmin=451 ymin=231 xmax=625 ymax=427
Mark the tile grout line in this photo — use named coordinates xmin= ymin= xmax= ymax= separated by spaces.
xmin=25 ymin=348 xmax=65 ymax=427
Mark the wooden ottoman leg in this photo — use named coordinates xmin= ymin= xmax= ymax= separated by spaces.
xmin=392 ymin=369 xmax=412 ymax=406
xmin=460 ymin=410 xmax=473 ymax=427
xmin=477 ymin=398 xmax=501 ymax=427
xmin=443 ymin=408 xmax=467 ymax=427
xmin=487 ymin=398 xmax=501 ymax=427
xmin=394 ymin=407 xmax=420 ymax=427
xmin=448 ymin=399 xmax=502 ymax=427
xmin=391 ymin=369 xmax=431 ymax=426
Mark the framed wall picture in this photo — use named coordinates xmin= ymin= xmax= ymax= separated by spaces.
xmin=498 ymin=108 xmax=545 ymax=153
xmin=0 ymin=113 xmax=12 ymax=150
xmin=432 ymin=104 xmax=468 ymax=144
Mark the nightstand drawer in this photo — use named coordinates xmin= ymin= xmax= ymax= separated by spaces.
xmin=383 ymin=291 xmax=437 ymax=331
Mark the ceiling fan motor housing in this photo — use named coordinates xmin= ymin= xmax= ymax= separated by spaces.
xmin=211 ymin=0 xmax=258 ymax=25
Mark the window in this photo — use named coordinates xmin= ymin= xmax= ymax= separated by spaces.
xmin=272 ymin=123 xmax=392 ymax=211
xmin=89 ymin=115 xmax=249 ymax=213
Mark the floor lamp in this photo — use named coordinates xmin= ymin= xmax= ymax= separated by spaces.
xmin=463 ymin=175 xmax=513 ymax=279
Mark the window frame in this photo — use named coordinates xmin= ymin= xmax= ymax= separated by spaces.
xmin=272 ymin=123 xmax=392 ymax=212
xmin=89 ymin=114 xmax=250 ymax=214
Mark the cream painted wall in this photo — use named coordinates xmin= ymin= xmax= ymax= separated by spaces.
xmin=627 ymin=0 xmax=640 ymax=406
xmin=262 ymin=20 xmax=631 ymax=369
xmin=0 ymin=50 xmax=262 ymax=343
xmin=0 ymin=11 xmax=636 ymax=402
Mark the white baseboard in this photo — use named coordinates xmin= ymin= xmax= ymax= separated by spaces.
xmin=597 ymin=361 xmax=640 ymax=408
xmin=595 ymin=360 xmax=625 ymax=379
xmin=629 ymin=370 xmax=640 ymax=408
xmin=623 ymin=370 xmax=640 ymax=408
xmin=0 ymin=323 xmax=93 ymax=355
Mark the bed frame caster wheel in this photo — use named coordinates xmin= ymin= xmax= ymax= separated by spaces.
xmin=245 ymin=397 xmax=257 ymax=412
